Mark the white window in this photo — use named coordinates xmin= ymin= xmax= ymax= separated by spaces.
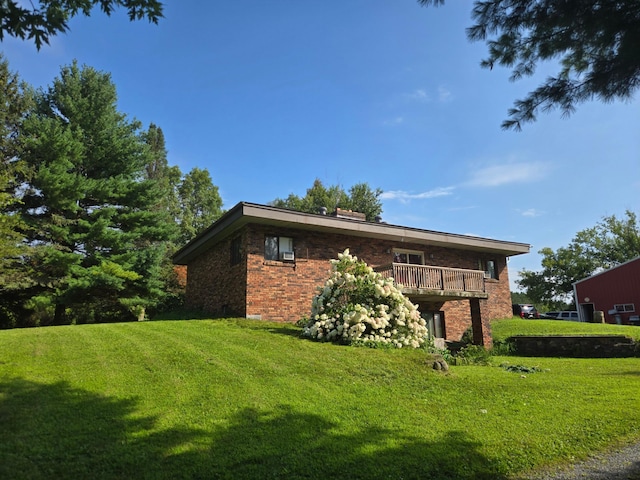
xmin=393 ymin=249 xmax=424 ymax=265
xmin=265 ymin=236 xmax=293 ymax=261
xmin=614 ymin=303 xmax=635 ymax=313
xmin=479 ymin=259 xmax=497 ymax=279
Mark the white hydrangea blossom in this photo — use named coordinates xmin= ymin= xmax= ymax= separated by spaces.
xmin=303 ymin=249 xmax=428 ymax=348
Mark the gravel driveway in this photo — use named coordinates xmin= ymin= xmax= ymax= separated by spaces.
xmin=521 ymin=441 xmax=640 ymax=480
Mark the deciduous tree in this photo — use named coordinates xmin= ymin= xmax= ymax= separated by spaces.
xmin=517 ymin=210 xmax=640 ymax=306
xmin=272 ymin=179 xmax=383 ymax=221
xmin=177 ymin=167 xmax=224 ymax=245
xmin=419 ymin=0 xmax=640 ymax=130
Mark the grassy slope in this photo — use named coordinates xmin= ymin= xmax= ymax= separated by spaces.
xmin=0 ymin=319 xmax=638 ymax=479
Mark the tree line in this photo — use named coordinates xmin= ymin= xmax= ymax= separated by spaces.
xmin=0 ymin=57 xmax=222 ymax=327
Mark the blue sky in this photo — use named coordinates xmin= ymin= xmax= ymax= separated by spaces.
xmin=4 ymin=1 xmax=639 ymax=289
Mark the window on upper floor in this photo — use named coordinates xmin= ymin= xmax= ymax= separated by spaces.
xmin=230 ymin=236 xmax=242 ymax=266
xmin=393 ymin=249 xmax=424 ymax=265
xmin=265 ymin=235 xmax=294 ymax=261
xmin=479 ymin=259 xmax=498 ymax=279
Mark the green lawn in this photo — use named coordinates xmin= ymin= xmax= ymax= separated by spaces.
xmin=492 ymin=317 xmax=640 ymax=342
xmin=1 ymin=319 xmax=639 ymax=479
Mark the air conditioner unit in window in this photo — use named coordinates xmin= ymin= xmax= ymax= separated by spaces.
xmin=280 ymin=251 xmax=295 ymax=261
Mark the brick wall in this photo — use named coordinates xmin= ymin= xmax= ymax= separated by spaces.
xmin=185 ymin=233 xmax=247 ymax=317
xmin=187 ymin=223 xmax=514 ymax=342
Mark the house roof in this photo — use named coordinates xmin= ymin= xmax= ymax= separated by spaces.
xmin=573 ymin=256 xmax=640 ymax=286
xmin=172 ymin=202 xmax=531 ymax=264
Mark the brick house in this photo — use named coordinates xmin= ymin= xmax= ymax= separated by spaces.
xmin=173 ymin=202 xmax=530 ymax=346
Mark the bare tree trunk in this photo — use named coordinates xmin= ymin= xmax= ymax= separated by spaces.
xmin=53 ymin=303 xmax=66 ymax=325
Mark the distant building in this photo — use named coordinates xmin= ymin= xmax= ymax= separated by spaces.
xmin=573 ymin=257 xmax=640 ymax=325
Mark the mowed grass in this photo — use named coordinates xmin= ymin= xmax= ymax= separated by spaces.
xmin=492 ymin=317 xmax=640 ymax=342
xmin=0 ymin=319 xmax=639 ymax=479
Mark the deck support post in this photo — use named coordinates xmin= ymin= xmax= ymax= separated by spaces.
xmin=470 ymin=298 xmax=493 ymax=348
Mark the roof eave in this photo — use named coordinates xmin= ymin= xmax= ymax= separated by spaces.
xmin=172 ymin=202 xmax=531 ymax=264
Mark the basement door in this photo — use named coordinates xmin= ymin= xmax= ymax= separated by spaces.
xmin=423 ymin=311 xmax=445 ymax=339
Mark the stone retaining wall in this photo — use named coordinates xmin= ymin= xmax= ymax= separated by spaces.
xmin=509 ymin=335 xmax=639 ymax=358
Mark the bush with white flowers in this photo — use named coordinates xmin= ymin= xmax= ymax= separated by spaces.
xmin=302 ymin=249 xmax=428 ymax=348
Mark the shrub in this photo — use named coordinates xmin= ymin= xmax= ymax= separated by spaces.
xmin=451 ymin=344 xmax=492 ymax=366
xmin=302 ymin=250 xmax=428 ymax=348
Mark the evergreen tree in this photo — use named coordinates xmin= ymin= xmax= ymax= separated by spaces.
xmin=140 ymin=122 xmax=184 ymax=310
xmin=0 ymin=0 xmax=164 ymax=49
xmin=0 ymin=55 xmax=30 ymax=273
xmin=141 ymin=123 xmax=181 ymax=222
xmin=139 ymin=123 xmax=224 ymax=309
xmin=0 ymin=55 xmax=33 ymax=327
xmin=419 ymin=0 xmax=640 ymax=130
xmin=17 ymin=61 xmax=174 ymax=324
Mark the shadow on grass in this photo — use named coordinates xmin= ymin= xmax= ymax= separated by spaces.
xmin=0 ymin=379 xmax=204 ymax=479
xmin=226 ymin=318 xmax=306 ymax=339
xmin=1 ymin=379 xmax=507 ymax=479
xmin=607 ymin=370 xmax=640 ymax=377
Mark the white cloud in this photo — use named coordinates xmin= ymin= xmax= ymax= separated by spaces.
xmin=520 ymin=208 xmax=544 ymax=217
xmin=438 ymin=86 xmax=452 ymax=102
xmin=405 ymin=89 xmax=430 ymax=103
xmin=403 ymin=87 xmax=453 ymax=104
xmin=447 ymin=205 xmax=478 ymax=212
xmin=382 ymin=116 xmax=404 ymax=126
xmin=464 ymin=162 xmax=550 ymax=188
xmin=380 ymin=186 xmax=455 ymax=202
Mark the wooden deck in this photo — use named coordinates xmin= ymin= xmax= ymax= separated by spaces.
xmin=374 ymin=264 xmax=488 ymax=300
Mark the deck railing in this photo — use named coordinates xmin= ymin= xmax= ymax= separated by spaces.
xmin=374 ymin=264 xmax=486 ymax=293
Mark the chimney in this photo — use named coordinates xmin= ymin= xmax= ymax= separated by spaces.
xmin=331 ymin=208 xmax=366 ymax=221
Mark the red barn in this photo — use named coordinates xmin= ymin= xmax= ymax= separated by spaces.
xmin=573 ymin=257 xmax=640 ymax=325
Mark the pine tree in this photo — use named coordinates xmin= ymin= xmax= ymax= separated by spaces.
xmin=141 ymin=123 xmax=182 ymax=223
xmin=419 ymin=0 xmax=640 ymax=129
xmin=18 ymin=62 xmax=174 ymax=324
xmin=0 ymin=0 xmax=164 ymax=49
xmin=139 ymin=124 xmax=225 ymax=309
xmin=140 ymin=122 xmax=184 ymax=310
xmin=0 ymin=55 xmax=33 ymax=327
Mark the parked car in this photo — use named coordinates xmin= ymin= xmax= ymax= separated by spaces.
xmin=557 ymin=311 xmax=580 ymax=321
xmin=512 ymin=304 xmax=540 ymax=319
xmin=541 ymin=311 xmax=580 ymax=321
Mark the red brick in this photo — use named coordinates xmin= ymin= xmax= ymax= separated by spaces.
xmin=185 ymin=223 xmax=512 ymax=345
